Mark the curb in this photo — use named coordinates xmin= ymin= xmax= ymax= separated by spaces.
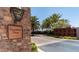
xmin=38 ymin=48 xmax=44 ymax=52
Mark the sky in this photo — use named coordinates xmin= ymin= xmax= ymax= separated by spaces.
xmin=31 ymin=7 xmax=79 ymax=27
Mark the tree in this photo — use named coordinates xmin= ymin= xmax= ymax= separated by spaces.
xmin=52 ymin=19 xmax=71 ymax=29
xmin=31 ymin=16 xmax=40 ymax=32
xmin=41 ymin=13 xmax=71 ymax=30
xmin=57 ymin=19 xmax=71 ymax=28
xmin=42 ymin=17 xmax=51 ymax=30
xmin=50 ymin=13 xmax=61 ymax=24
xmin=42 ymin=13 xmax=61 ymax=30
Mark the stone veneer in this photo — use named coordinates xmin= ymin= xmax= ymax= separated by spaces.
xmin=0 ymin=7 xmax=31 ymax=52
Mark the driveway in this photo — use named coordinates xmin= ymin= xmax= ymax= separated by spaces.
xmin=31 ymin=34 xmax=79 ymax=52
xmin=31 ymin=34 xmax=64 ymax=45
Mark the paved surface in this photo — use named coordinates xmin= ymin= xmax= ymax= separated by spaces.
xmin=31 ymin=34 xmax=79 ymax=52
xmin=39 ymin=40 xmax=79 ymax=52
xmin=31 ymin=34 xmax=64 ymax=45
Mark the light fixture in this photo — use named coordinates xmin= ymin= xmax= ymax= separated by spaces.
xmin=10 ymin=7 xmax=24 ymax=23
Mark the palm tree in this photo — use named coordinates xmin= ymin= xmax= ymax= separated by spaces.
xmin=52 ymin=19 xmax=71 ymax=29
xmin=31 ymin=16 xmax=40 ymax=32
xmin=50 ymin=13 xmax=61 ymax=24
xmin=49 ymin=13 xmax=61 ymax=29
xmin=42 ymin=17 xmax=51 ymax=30
xmin=58 ymin=19 xmax=71 ymax=28
xmin=41 ymin=13 xmax=71 ymax=30
xmin=42 ymin=13 xmax=61 ymax=30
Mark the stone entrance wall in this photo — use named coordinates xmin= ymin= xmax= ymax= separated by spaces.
xmin=0 ymin=7 xmax=31 ymax=52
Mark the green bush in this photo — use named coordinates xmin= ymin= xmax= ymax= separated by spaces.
xmin=31 ymin=43 xmax=38 ymax=52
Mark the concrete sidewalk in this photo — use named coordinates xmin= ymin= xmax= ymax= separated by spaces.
xmin=38 ymin=48 xmax=44 ymax=52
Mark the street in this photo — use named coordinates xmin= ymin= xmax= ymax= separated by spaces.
xmin=31 ymin=34 xmax=79 ymax=52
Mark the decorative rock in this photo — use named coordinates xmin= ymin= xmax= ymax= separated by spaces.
xmin=12 ymin=40 xmax=17 ymax=42
xmin=17 ymin=43 xmax=22 ymax=46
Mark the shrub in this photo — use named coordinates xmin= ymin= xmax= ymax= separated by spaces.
xmin=53 ymin=36 xmax=77 ymax=40
xmin=63 ymin=36 xmax=76 ymax=39
xmin=31 ymin=43 xmax=38 ymax=52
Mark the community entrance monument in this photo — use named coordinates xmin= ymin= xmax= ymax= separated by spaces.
xmin=0 ymin=7 xmax=31 ymax=52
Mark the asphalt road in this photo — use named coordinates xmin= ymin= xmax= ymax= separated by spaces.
xmin=31 ymin=34 xmax=79 ymax=52
xmin=39 ymin=40 xmax=79 ymax=52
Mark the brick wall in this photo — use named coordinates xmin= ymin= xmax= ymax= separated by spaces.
xmin=53 ymin=28 xmax=76 ymax=37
